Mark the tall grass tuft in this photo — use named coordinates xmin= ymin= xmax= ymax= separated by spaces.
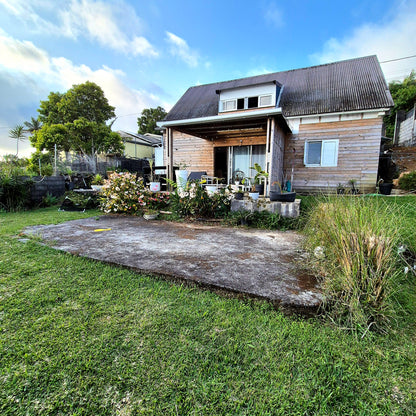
xmin=304 ymin=196 xmax=414 ymax=334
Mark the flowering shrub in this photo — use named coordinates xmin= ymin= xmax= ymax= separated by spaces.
xmin=169 ymin=181 xmax=232 ymax=218
xmin=100 ymin=172 xmax=169 ymax=214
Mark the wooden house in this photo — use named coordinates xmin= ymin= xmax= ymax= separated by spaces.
xmin=158 ymin=55 xmax=394 ymax=193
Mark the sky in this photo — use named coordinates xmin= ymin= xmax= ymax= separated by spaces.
xmin=0 ymin=0 xmax=416 ymax=157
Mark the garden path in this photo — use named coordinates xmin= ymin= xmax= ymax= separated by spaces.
xmin=25 ymin=216 xmax=322 ymax=311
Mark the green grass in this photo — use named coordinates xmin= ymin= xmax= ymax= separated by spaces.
xmin=0 ymin=205 xmax=415 ymax=415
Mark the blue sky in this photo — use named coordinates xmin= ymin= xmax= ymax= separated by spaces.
xmin=1 ymin=0 xmax=416 ymax=156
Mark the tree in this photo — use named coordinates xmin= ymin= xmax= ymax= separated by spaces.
xmin=9 ymin=125 xmax=26 ymax=156
xmin=137 ymin=106 xmax=167 ymax=135
xmin=384 ymin=71 xmax=416 ymax=138
xmin=30 ymin=81 xmax=123 ymax=172
xmin=24 ymin=117 xmax=42 ymax=133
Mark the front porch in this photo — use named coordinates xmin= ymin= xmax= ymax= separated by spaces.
xmin=162 ymin=111 xmax=291 ymax=193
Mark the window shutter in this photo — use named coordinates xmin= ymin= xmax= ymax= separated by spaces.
xmin=321 ymin=140 xmax=338 ymax=167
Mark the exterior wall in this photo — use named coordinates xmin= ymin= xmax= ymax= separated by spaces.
xmin=398 ymin=106 xmax=416 ymax=147
xmin=165 ymin=130 xmax=214 ymax=175
xmin=284 ymin=117 xmax=383 ymax=193
xmin=124 ymin=142 xmax=154 ymax=159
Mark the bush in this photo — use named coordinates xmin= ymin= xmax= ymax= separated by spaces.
xmin=100 ymin=172 xmax=170 ymax=214
xmin=0 ymin=161 xmax=32 ymax=211
xmin=169 ymin=181 xmax=232 ymax=218
xmin=303 ymin=196 xmax=412 ymax=334
xmin=398 ymin=171 xmax=416 ymax=191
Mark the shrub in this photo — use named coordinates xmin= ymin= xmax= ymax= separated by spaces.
xmin=100 ymin=172 xmax=170 ymax=214
xmin=169 ymin=181 xmax=232 ymax=218
xmin=303 ymin=196 xmax=411 ymax=334
xmin=398 ymin=171 xmax=416 ymax=191
xmin=0 ymin=162 xmax=32 ymax=211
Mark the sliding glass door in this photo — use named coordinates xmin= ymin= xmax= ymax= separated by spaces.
xmin=228 ymin=145 xmax=266 ymax=183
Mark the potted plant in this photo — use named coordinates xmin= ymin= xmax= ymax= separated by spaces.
xmin=336 ymin=183 xmax=345 ymax=195
xmin=143 ymin=209 xmax=159 ymax=220
xmin=175 ymin=162 xmax=188 ymax=190
xmin=91 ymin=173 xmax=104 ymax=191
xmin=148 ymin=159 xmax=160 ymax=192
xmin=250 ymin=163 xmax=268 ymax=195
xmin=248 ymin=185 xmax=259 ymax=200
xmin=348 ymin=179 xmax=359 ymax=195
xmin=234 ymin=189 xmax=244 ymax=200
xmin=269 ymin=181 xmax=296 ymax=202
xmin=378 ymin=179 xmax=393 ymax=195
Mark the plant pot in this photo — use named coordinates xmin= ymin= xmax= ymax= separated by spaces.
xmin=273 ymin=192 xmax=296 ymax=202
xmin=234 ymin=192 xmax=244 ymax=200
xmin=149 ymin=181 xmax=160 ymax=192
xmin=175 ymin=169 xmax=188 ymax=190
xmin=249 ymin=192 xmax=259 ymax=200
xmin=143 ymin=212 xmax=159 ymax=220
xmin=269 ymin=190 xmax=281 ymax=201
xmin=254 ymin=184 xmax=264 ymax=194
xmin=379 ymin=183 xmax=393 ymax=195
xmin=206 ymin=185 xmax=217 ymax=195
xmin=91 ymin=185 xmax=103 ymax=192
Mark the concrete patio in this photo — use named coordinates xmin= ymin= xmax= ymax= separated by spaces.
xmin=24 ymin=215 xmax=322 ymax=311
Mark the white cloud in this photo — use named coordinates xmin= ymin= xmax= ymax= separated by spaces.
xmin=0 ymin=30 xmax=50 ymax=74
xmin=311 ymin=0 xmax=416 ymax=81
xmin=264 ymin=2 xmax=284 ymax=29
xmin=0 ymin=32 xmax=166 ymax=156
xmin=0 ymin=0 xmax=159 ymax=58
xmin=165 ymin=31 xmax=199 ymax=67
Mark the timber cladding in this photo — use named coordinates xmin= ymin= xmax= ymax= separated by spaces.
xmin=167 ymin=130 xmax=214 ymax=175
xmin=285 ymin=118 xmax=383 ymax=193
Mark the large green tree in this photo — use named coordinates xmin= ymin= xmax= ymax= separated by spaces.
xmin=137 ymin=106 xmax=167 ymax=135
xmin=30 ymin=81 xmax=123 ymax=171
xmin=384 ymin=71 xmax=416 ymax=138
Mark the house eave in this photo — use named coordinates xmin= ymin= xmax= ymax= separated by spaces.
xmin=157 ymin=107 xmax=285 ymax=129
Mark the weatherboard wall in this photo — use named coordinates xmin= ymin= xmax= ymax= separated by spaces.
xmin=284 ymin=117 xmax=383 ymax=193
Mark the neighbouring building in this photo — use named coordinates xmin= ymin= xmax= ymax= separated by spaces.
xmin=158 ymin=55 xmax=394 ymax=193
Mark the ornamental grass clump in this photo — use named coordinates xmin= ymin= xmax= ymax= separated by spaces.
xmin=304 ymin=196 xmax=411 ymax=334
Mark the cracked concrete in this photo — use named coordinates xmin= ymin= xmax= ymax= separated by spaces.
xmin=24 ymin=215 xmax=322 ymax=310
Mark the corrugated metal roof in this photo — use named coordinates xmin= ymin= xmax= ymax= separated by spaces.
xmin=164 ymin=55 xmax=393 ymax=121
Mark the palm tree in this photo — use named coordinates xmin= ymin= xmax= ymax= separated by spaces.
xmin=9 ymin=125 xmax=26 ymax=156
xmin=24 ymin=117 xmax=42 ymax=133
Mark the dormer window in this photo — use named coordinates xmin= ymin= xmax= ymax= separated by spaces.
xmin=218 ymin=82 xmax=280 ymax=113
xmin=221 ymin=94 xmax=274 ymax=112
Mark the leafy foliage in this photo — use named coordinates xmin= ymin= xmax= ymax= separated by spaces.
xmin=8 ymin=125 xmax=26 ymax=156
xmin=30 ymin=82 xmax=123 ymax=162
xmin=0 ymin=158 xmax=32 ymax=211
xmin=137 ymin=106 xmax=167 ymax=134
xmin=168 ymin=180 xmax=233 ymax=218
xmin=384 ymin=71 xmax=416 ymax=138
xmin=398 ymin=171 xmax=416 ymax=191
xmin=100 ymin=172 xmax=170 ymax=214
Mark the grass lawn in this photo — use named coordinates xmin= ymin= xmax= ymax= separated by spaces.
xmin=0 ymin=203 xmax=415 ymax=415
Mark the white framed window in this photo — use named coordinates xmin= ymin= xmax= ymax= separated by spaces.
xmin=259 ymin=94 xmax=273 ymax=107
xmin=304 ymin=139 xmax=339 ymax=167
xmin=222 ymin=99 xmax=237 ymax=112
xmin=221 ymin=94 xmax=274 ymax=112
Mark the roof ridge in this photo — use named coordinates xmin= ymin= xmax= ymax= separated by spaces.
xmin=188 ymin=55 xmax=378 ymax=90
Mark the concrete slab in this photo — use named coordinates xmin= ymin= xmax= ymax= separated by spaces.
xmin=24 ymin=216 xmax=322 ymax=310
